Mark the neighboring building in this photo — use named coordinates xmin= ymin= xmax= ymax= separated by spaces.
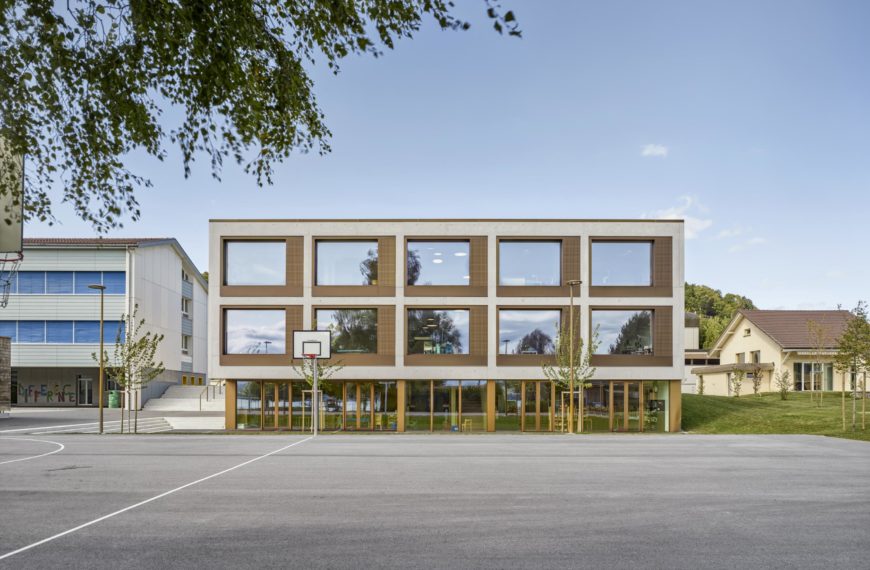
xmin=209 ymin=219 xmax=685 ymax=433
xmin=4 ymin=238 xmax=208 ymax=407
xmin=682 ymin=311 xmax=719 ymax=394
xmin=691 ymin=309 xmax=852 ymax=396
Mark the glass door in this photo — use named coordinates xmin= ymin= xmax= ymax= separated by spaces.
xmin=521 ymin=381 xmax=553 ymax=432
xmin=612 ymin=382 xmax=625 ymax=431
xmin=433 ymin=381 xmax=459 ymax=432
xmin=626 ymin=382 xmax=641 ymax=432
xmin=77 ymin=376 xmax=93 ymax=406
xmin=359 ymin=383 xmax=372 ymax=430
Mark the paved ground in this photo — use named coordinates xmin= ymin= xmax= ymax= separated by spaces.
xmin=0 ymin=433 xmax=868 ymax=569
xmin=0 ymin=408 xmax=224 ymax=434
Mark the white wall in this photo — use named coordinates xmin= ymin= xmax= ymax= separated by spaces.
xmin=192 ymin=265 xmax=208 ymax=376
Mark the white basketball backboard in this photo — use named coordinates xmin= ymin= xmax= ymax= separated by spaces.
xmin=0 ymin=141 xmax=23 ymax=255
xmin=292 ymin=330 xmax=331 ymax=359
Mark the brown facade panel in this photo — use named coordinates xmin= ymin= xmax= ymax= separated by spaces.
xmin=669 ymin=380 xmax=681 ymax=432
xmin=311 ymin=236 xmax=396 ymax=297
xmin=562 ymin=236 xmax=581 ymax=285
xmin=589 ymin=236 xmax=672 ymax=298
xmin=311 ymin=305 xmax=396 ymax=366
xmin=404 ymin=236 xmax=487 ymax=297
xmin=225 ymin=380 xmax=237 ymax=429
xmin=219 ymin=305 xmax=303 ymax=366
xmin=220 ymin=237 xmax=303 ymax=297
xmin=589 ymin=305 xmax=674 ymax=368
xmin=404 ymin=305 xmax=487 ymax=367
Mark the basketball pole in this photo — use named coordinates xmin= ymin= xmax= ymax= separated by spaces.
xmin=311 ymin=355 xmax=319 ymax=437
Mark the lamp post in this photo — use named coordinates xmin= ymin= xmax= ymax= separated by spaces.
xmin=88 ymin=284 xmax=107 ymax=434
xmin=567 ymin=279 xmax=582 ymax=434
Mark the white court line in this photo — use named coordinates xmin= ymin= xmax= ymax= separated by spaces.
xmin=0 ymin=438 xmax=65 ymax=466
xmin=0 ymin=420 xmax=122 ymax=434
xmin=0 ymin=436 xmax=314 ymax=562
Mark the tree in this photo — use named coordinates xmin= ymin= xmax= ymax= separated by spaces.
xmin=685 ymin=283 xmax=756 ymax=349
xmin=515 ymin=328 xmax=554 ymax=355
xmin=406 ymin=249 xmax=422 ymax=286
xmin=407 ymin=310 xmax=463 ymax=354
xmin=609 ymin=312 xmax=651 ymax=355
xmin=291 ymin=357 xmax=343 ymax=432
xmin=201 ymin=271 xmax=209 ymax=282
xmin=359 ymin=248 xmax=379 ymax=285
xmin=542 ymin=323 xmax=598 ymax=433
xmin=0 ymin=1 xmax=520 ymax=230
xmin=697 ymin=375 xmax=705 ymax=396
xmin=750 ymin=364 xmax=765 ymax=396
xmin=833 ymin=302 xmax=870 ymax=432
xmin=730 ymin=370 xmax=745 ymax=398
xmin=774 ymin=369 xmax=790 ymax=401
xmin=806 ymin=319 xmax=833 ymax=405
xmin=93 ymin=305 xmax=165 ymax=433
xmin=328 ymin=308 xmax=377 ymax=352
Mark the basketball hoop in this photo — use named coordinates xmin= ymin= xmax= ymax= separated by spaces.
xmin=303 ymin=353 xmax=318 ymax=360
xmin=0 ymin=251 xmax=22 ymax=308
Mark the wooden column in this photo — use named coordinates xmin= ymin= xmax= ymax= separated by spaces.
xmin=396 ymin=380 xmax=406 ymax=432
xmin=669 ymin=380 xmax=681 ymax=432
xmin=225 ymin=380 xmax=236 ymax=430
xmin=487 ymin=380 xmax=496 ymax=432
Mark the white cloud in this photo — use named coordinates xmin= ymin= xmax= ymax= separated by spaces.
xmin=728 ymin=237 xmax=767 ymax=253
xmin=716 ymin=227 xmax=744 ymax=239
xmin=641 ymin=144 xmax=669 ymax=158
xmin=646 ymin=196 xmax=712 ymax=239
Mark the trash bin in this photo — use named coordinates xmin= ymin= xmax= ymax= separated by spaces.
xmin=108 ymin=390 xmax=121 ymax=408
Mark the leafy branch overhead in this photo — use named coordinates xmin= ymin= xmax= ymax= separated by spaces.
xmin=0 ymin=1 xmax=520 ymax=231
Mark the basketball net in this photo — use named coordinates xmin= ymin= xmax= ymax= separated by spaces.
xmin=0 ymin=252 xmax=22 ymax=308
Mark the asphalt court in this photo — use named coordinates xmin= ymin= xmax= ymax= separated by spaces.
xmin=1 ymin=434 xmax=869 ymax=569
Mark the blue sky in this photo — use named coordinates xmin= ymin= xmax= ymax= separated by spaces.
xmin=27 ymin=1 xmax=869 ymax=310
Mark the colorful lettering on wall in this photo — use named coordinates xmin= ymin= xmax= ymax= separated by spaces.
xmin=17 ymin=383 xmax=77 ymax=406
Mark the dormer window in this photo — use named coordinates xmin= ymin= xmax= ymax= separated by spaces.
xmin=743 ymin=328 xmax=751 ymax=337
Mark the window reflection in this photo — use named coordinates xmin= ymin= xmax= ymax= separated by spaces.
xmin=591 ymin=241 xmax=652 ymax=286
xmin=315 ymin=309 xmax=377 ymax=354
xmin=224 ymin=241 xmax=286 ymax=286
xmin=224 ymin=309 xmax=286 ymax=354
xmin=592 ymin=310 xmax=653 ymax=355
xmin=498 ymin=309 xmax=560 ymax=355
xmin=407 ymin=241 xmax=470 ymax=286
xmin=316 ymin=241 xmax=378 ymax=286
xmin=405 ymin=381 xmax=432 ymax=431
xmin=236 ymin=381 xmax=262 ymax=429
xmin=407 ymin=309 xmax=469 ymax=355
xmin=498 ymin=241 xmax=561 ymax=286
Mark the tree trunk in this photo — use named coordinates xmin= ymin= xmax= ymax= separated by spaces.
xmin=862 ymin=373 xmax=866 ymax=431
xmin=842 ymin=371 xmax=846 ymax=432
xmin=134 ymin=388 xmax=139 ymax=434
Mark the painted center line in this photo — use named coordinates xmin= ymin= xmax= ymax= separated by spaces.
xmin=0 ymin=436 xmax=314 ymax=562
xmin=0 ymin=438 xmax=65 ymax=466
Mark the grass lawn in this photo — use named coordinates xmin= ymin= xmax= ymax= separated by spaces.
xmin=683 ymin=392 xmax=870 ymax=442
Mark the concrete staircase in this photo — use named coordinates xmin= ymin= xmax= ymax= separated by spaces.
xmin=144 ymin=384 xmax=225 ymax=412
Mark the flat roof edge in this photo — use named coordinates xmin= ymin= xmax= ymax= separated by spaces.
xmin=209 ymin=218 xmax=686 ymax=223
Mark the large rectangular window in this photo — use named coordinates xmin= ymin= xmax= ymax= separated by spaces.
xmin=18 ymin=321 xmax=45 ymax=343
xmin=18 ymin=272 xmax=45 ymax=294
xmin=46 ymin=321 xmax=74 ymax=343
xmin=316 ymin=240 xmax=378 ymax=286
xmin=224 ymin=309 xmax=286 ymax=355
xmin=498 ymin=309 xmax=560 ymax=355
xmin=74 ymin=321 xmax=100 ymax=343
xmin=591 ymin=241 xmax=652 ymax=286
xmin=407 ymin=240 xmax=470 ymax=286
xmin=315 ymin=308 xmax=377 ymax=354
xmin=102 ymin=271 xmax=126 ymax=294
xmin=494 ymin=380 xmax=522 ymax=431
xmin=407 ymin=309 xmax=469 ymax=355
xmin=75 ymin=271 xmax=102 ymax=294
xmin=236 ymin=381 xmax=262 ymax=429
xmin=792 ymin=362 xmax=834 ymax=391
xmin=224 ymin=240 xmax=286 ymax=286
xmin=498 ymin=241 xmax=561 ymax=286
xmin=592 ymin=310 xmax=653 ymax=355
xmin=0 ymin=321 xmax=16 ymax=341
xmin=46 ymin=272 xmax=74 ymax=294
xmin=433 ymin=380 xmax=460 ymax=431
xmin=405 ymin=381 xmax=432 ymax=431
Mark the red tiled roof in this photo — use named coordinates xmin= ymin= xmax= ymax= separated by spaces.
xmin=23 ymin=238 xmax=171 ymax=246
xmin=739 ymin=309 xmax=852 ymax=350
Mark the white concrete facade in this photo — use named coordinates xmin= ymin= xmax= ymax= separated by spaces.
xmin=209 ymin=220 xmax=685 ymax=384
xmin=5 ymin=239 xmax=208 ymax=406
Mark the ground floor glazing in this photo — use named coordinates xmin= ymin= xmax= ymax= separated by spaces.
xmin=230 ymin=379 xmax=680 ymax=433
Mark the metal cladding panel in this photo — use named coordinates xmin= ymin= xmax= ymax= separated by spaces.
xmin=654 ymin=306 xmax=674 ymax=358
xmin=653 ymin=237 xmax=673 ymax=290
xmin=181 ymin=279 xmax=193 ymax=300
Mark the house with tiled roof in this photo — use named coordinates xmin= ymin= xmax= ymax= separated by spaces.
xmin=691 ymin=309 xmax=853 ymax=396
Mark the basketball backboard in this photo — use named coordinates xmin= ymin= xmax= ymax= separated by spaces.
xmin=292 ymin=330 xmax=331 ymax=359
xmin=0 ymin=140 xmax=24 ymax=255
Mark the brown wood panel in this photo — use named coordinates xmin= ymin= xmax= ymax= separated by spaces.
xmin=311 ymin=305 xmax=395 ymax=366
xmin=669 ymin=380 xmax=681 ymax=432
xmin=486 ymin=380 xmax=496 ymax=432
xmin=219 ymin=305 xmax=303 ymax=366
xmin=404 ymin=305 xmax=487 ymax=367
xmin=220 ymin=237 xmax=303 ymax=297
xmin=396 ymin=380 xmax=406 ymax=432
xmin=563 ymin=236 xmax=581 ymax=284
xmin=225 ymin=380 xmax=237 ymax=429
xmin=589 ymin=305 xmax=674 ymax=368
xmin=588 ymin=236 xmax=672 ymax=298
xmin=403 ymin=236 xmax=487 ymax=297
xmin=311 ymin=236 xmax=396 ymax=297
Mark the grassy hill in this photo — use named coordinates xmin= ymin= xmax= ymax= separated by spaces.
xmin=682 ymin=392 xmax=869 ymax=442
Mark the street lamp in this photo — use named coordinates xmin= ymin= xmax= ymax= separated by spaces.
xmin=88 ymin=284 xmax=107 ymax=434
xmin=566 ymin=279 xmax=582 ymax=434
xmin=264 ymin=340 xmax=271 ymax=354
